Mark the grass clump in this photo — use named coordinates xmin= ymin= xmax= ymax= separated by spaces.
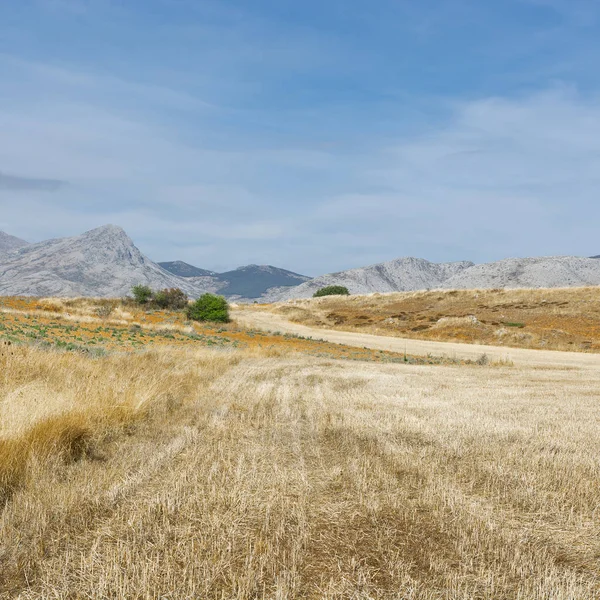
xmin=187 ymin=294 xmax=230 ymax=323
xmin=313 ymin=285 xmax=350 ymax=298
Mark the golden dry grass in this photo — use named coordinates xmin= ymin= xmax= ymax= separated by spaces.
xmin=267 ymin=287 xmax=600 ymax=352
xmin=1 ymin=333 xmax=600 ymax=598
xmin=1 ymin=295 xmax=440 ymax=363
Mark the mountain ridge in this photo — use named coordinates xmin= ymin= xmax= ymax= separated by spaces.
xmin=158 ymin=261 xmax=217 ymax=278
xmin=0 ymin=225 xmax=218 ymax=298
xmin=158 ymin=261 xmax=310 ymax=299
xmin=0 ymin=231 xmax=30 ymax=255
xmin=264 ymin=257 xmax=475 ymax=301
xmin=1 ymin=224 xmax=599 ymax=300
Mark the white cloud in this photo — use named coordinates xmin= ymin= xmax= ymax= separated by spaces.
xmin=2 ymin=49 xmax=600 ymax=272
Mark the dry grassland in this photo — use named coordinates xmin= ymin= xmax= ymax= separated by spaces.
xmin=0 ymin=295 xmax=437 ymax=364
xmin=268 ymin=287 xmax=600 ymax=352
xmin=1 ymin=295 xmax=600 ymax=598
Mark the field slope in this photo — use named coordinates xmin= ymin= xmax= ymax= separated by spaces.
xmin=259 ymin=286 xmax=600 ymax=353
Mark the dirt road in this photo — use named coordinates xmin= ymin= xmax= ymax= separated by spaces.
xmin=234 ymin=307 xmax=600 ymax=369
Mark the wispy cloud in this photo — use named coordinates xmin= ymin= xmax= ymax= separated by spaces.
xmin=0 ymin=172 xmax=66 ymax=192
xmin=2 ymin=0 xmax=600 ymax=273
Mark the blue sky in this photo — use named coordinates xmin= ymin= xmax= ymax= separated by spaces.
xmin=1 ymin=0 xmax=600 ymax=274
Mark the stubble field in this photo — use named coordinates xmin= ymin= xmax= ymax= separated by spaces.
xmin=1 ymin=295 xmax=599 ymax=599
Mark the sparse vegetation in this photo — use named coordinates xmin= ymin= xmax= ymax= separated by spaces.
xmin=186 ymin=293 xmax=230 ymax=323
xmin=313 ymin=285 xmax=350 ymax=297
xmin=273 ymin=286 xmax=600 ymax=352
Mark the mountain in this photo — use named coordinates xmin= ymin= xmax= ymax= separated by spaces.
xmin=2 ymin=224 xmax=599 ymax=300
xmin=216 ymin=265 xmax=310 ymax=299
xmin=0 ymin=225 xmax=217 ymax=298
xmin=265 ymin=257 xmax=475 ymax=301
xmin=442 ymin=256 xmax=600 ymax=289
xmin=160 ymin=261 xmax=310 ymax=299
xmin=0 ymin=231 xmax=30 ymax=255
xmin=158 ymin=261 xmax=216 ymax=278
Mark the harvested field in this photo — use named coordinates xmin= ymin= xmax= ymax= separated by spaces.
xmin=1 ymin=294 xmax=599 ymax=599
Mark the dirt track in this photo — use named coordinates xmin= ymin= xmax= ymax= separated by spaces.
xmin=234 ymin=307 xmax=600 ymax=369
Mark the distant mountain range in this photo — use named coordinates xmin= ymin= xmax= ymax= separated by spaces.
xmin=0 ymin=226 xmax=308 ymax=299
xmin=1 ymin=224 xmax=600 ymax=300
xmin=266 ymin=257 xmax=475 ymax=301
xmin=158 ymin=261 xmax=217 ymax=278
xmin=158 ymin=261 xmax=309 ymax=298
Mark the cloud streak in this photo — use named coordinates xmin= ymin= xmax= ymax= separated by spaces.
xmin=0 ymin=171 xmax=66 ymax=192
xmin=1 ymin=1 xmax=600 ymax=273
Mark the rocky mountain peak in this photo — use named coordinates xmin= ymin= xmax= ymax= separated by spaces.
xmin=0 ymin=231 xmax=30 ymax=255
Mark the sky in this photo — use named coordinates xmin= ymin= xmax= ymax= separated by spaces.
xmin=1 ymin=0 xmax=600 ymax=274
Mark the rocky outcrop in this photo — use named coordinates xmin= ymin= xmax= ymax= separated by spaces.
xmin=0 ymin=231 xmax=29 ymax=256
xmin=0 ymin=225 xmax=217 ymax=298
xmin=442 ymin=256 xmax=600 ymax=289
xmin=264 ymin=257 xmax=475 ymax=301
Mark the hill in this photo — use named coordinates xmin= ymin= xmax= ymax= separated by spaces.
xmin=216 ymin=265 xmax=310 ymax=299
xmin=0 ymin=231 xmax=30 ymax=255
xmin=265 ymin=286 xmax=600 ymax=353
xmin=443 ymin=256 xmax=600 ymax=289
xmin=160 ymin=261 xmax=310 ymax=299
xmin=0 ymin=225 xmax=216 ymax=298
xmin=265 ymin=257 xmax=475 ymax=301
xmin=158 ymin=261 xmax=216 ymax=277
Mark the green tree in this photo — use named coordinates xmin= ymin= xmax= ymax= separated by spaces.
xmin=131 ymin=284 xmax=153 ymax=304
xmin=313 ymin=285 xmax=350 ymax=298
xmin=186 ymin=294 xmax=230 ymax=323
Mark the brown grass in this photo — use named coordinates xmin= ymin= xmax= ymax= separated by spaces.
xmin=268 ymin=286 xmax=600 ymax=352
xmin=1 ymin=335 xmax=599 ymax=597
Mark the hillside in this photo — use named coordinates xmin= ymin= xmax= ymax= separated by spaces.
xmin=266 ymin=286 xmax=600 ymax=352
xmin=443 ymin=256 xmax=600 ymax=289
xmin=0 ymin=231 xmax=29 ymax=255
xmin=0 ymin=225 xmax=217 ymax=298
xmin=216 ymin=264 xmax=310 ymax=298
xmin=265 ymin=257 xmax=475 ymax=301
xmin=158 ymin=260 xmax=217 ymax=277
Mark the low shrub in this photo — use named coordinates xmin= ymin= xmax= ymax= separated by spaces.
xmin=187 ymin=294 xmax=230 ymax=323
xmin=313 ymin=285 xmax=350 ymax=298
xmin=152 ymin=288 xmax=188 ymax=310
xmin=131 ymin=286 xmax=188 ymax=310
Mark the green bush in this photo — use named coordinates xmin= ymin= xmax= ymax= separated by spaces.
xmin=186 ymin=294 xmax=230 ymax=323
xmin=313 ymin=285 xmax=350 ymax=298
xmin=152 ymin=288 xmax=188 ymax=310
xmin=131 ymin=284 xmax=153 ymax=304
